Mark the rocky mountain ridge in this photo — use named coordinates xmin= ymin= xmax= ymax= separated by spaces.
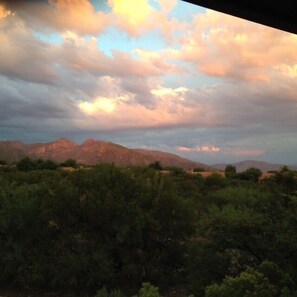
xmin=0 ymin=138 xmax=212 ymax=170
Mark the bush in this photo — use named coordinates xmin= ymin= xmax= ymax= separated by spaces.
xmin=95 ymin=287 xmax=125 ymax=297
xmin=139 ymin=283 xmax=160 ymax=297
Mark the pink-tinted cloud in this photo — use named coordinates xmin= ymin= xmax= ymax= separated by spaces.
xmin=59 ymin=34 xmax=182 ymax=78
xmin=0 ymin=12 xmax=182 ymax=84
xmin=0 ymin=15 xmax=58 ymax=83
xmin=77 ymin=100 xmax=191 ymax=130
xmin=157 ymin=0 xmax=178 ymax=13
xmin=177 ymin=146 xmax=192 ymax=152
xmin=107 ymin=0 xmax=183 ymax=41
xmin=2 ymin=10 xmax=295 ymax=134
xmin=2 ymin=0 xmax=109 ymax=35
xmin=133 ymin=48 xmax=183 ymax=74
xmin=177 ymin=145 xmax=220 ymax=153
xmin=77 ymin=92 xmax=201 ymax=130
xmin=2 ymin=0 xmax=184 ymax=43
xmin=108 ymin=0 xmax=154 ymax=36
xmin=151 ymin=86 xmax=188 ymax=100
xmin=75 ymin=74 xmax=223 ymax=130
xmin=199 ymin=146 xmax=220 ymax=152
xmin=1 ymin=0 xmax=297 ymax=158
xmin=180 ymin=9 xmax=297 ymax=82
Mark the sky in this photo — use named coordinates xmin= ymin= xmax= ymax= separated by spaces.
xmin=0 ymin=0 xmax=297 ymax=165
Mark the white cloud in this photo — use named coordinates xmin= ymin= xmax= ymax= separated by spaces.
xmin=79 ymin=97 xmax=116 ymax=114
xmin=151 ymin=86 xmax=188 ymax=100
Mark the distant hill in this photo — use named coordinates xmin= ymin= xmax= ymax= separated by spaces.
xmin=212 ymin=160 xmax=295 ymax=173
xmin=0 ymin=138 xmax=212 ymax=170
xmin=133 ymin=148 xmax=212 ymax=170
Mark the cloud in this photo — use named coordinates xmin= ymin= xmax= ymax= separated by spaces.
xmin=156 ymin=0 xmax=178 ymax=13
xmin=108 ymin=0 xmax=153 ymax=34
xmin=151 ymin=86 xmax=188 ymax=100
xmin=79 ymin=97 xmax=116 ymax=114
xmin=0 ymin=1 xmax=183 ymax=86
xmin=2 ymin=0 xmax=183 ymax=42
xmin=2 ymin=10 xmax=296 ymax=134
xmin=180 ymin=9 xmax=297 ymax=82
xmin=0 ymin=15 xmax=58 ymax=84
xmin=76 ymin=91 xmax=197 ymax=130
xmin=177 ymin=145 xmax=220 ymax=153
xmin=274 ymin=64 xmax=297 ymax=78
xmin=1 ymin=0 xmax=297 ymax=165
xmin=58 ymin=33 xmax=182 ymax=79
xmin=72 ymin=73 xmax=297 ymax=133
xmin=177 ymin=146 xmax=192 ymax=152
xmin=199 ymin=146 xmax=220 ymax=152
xmin=0 ymin=3 xmax=13 ymax=19
xmin=0 ymin=75 xmax=77 ymax=128
xmin=0 ymin=13 xmax=181 ymax=86
xmin=107 ymin=0 xmax=183 ymax=40
xmin=133 ymin=48 xmax=181 ymax=71
xmin=1 ymin=0 xmax=109 ymax=35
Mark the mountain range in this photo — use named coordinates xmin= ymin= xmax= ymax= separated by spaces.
xmin=212 ymin=160 xmax=297 ymax=173
xmin=1 ymin=138 xmax=295 ymax=172
xmin=0 ymin=138 xmax=212 ymax=170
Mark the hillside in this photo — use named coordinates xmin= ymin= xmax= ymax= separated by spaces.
xmin=0 ymin=138 xmax=211 ymax=170
xmin=133 ymin=148 xmax=213 ymax=170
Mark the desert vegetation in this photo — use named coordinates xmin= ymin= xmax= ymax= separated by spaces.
xmin=0 ymin=159 xmax=297 ymax=297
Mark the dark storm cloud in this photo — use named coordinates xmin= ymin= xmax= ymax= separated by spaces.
xmin=0 ymin=75 xmax=79 ymax=131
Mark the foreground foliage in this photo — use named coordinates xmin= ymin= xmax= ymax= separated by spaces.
xmin=0 ymin=163 xmax=297 ymax=296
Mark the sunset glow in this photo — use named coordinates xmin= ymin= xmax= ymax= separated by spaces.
xmin=0 ymin=0 xmax=296 ymax=165
xmin=0 ymin=4 xmax=12 ymax=19
xmin=109 ymin=0 xmax=152 ymax=26
xmin=79 ymin=98 xmax=116 ymax=114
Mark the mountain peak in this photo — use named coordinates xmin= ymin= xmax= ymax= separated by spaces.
xmin=55 ymin=137 xmax=76 ymax=144
xmin=82 ymin=138 xmax=99 ymax=145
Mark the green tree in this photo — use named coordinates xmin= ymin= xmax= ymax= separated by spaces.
xmin=60 ymin=158 xmax=78 ymax=168
xmin=36 ymin=159 xmax=58 ymax=170
xmin=205 ymin=261 xmax=297 ymax=297
xmin=193 ymin=167 xmax=206 ymax=172
xmin=273 ymin=166 xmax=297 ymax=195
xmin=238 ymin=167 xmax=262 ymax=182
xmin=164 ymin=166 xmax=184 ymax=175
xmin=205 ymin=173 xmax=226 ymax=191
xmin=0 ymin=159 xmax=7 ymax=165
xmin=16 ymin=156 xmax=36 ymax=171
xmin=149 ymin=161 xmax=163 ymax=170
xmin=225 ymin=165 xmax=236 ymax=178
xmin=205 ymin=267 xmax=276 ymax=297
